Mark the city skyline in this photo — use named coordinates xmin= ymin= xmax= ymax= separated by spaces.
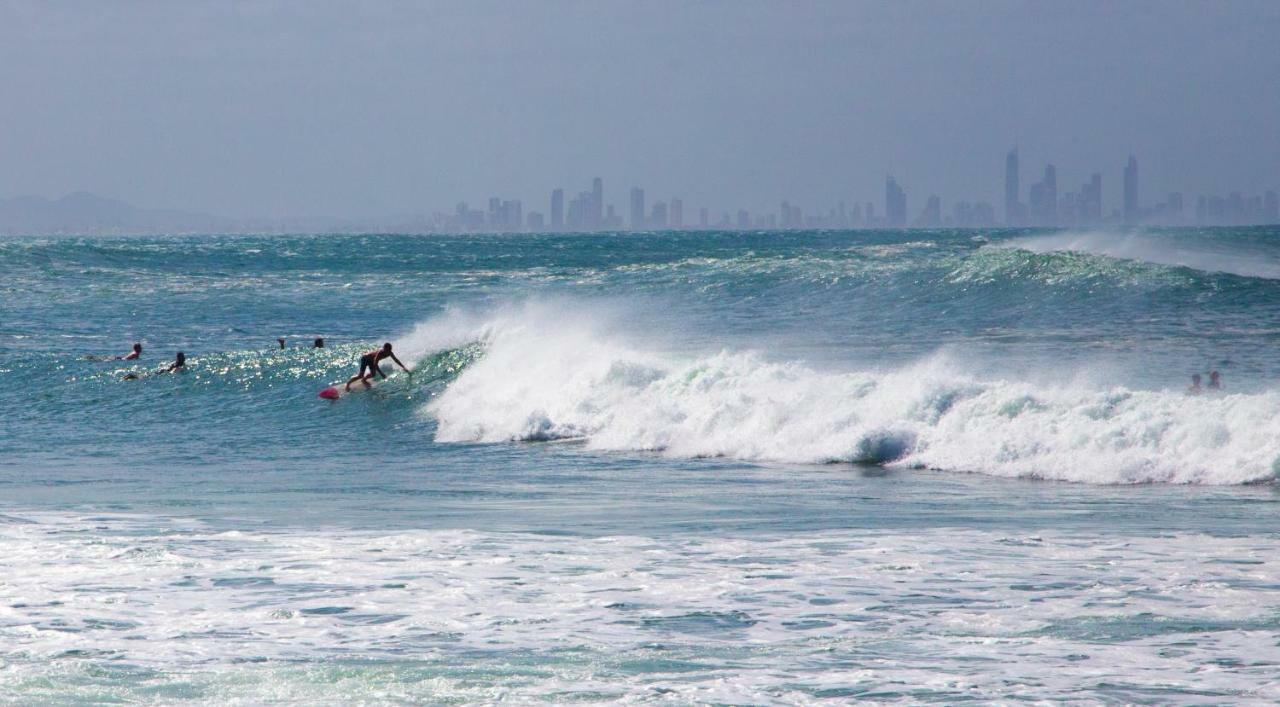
xmin=428 ymin=149 xmax=1279 ymax=233
xmin=2 ymin=2 xmax=1278 ymax=221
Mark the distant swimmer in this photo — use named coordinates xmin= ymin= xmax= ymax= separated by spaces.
xmin=345 ymin=342 xmax=408 ymax=391
xmin=1208 ymin=370 xmax=1222 ymax=391
xmin=1188 ymin=373 xmax=1202 ymax=395
xmin=164 ymin=351 xmax=187 ymax=373
xmin=313 ymin=337 xmax=325 ymax=348
xmin=278 ymin=338 xmax=286 ymax=349
xmin=124 ymin=351 xmax=186 ymax=380
xmin=91 ymin=343 xmax=142 ymax=361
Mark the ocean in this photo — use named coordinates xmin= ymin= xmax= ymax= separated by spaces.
xmin=3 ymin=227 xmax=1280 ymax=702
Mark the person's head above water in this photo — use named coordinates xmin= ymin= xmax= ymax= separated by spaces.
xmin=277 ymin=338 xmax=286 ymax=349
xmin=1191 ymin=373 xmax=1201 ymax=384
xmin=313 ymin=337 xmax=324 ymax=348
xmin=383 ymin=342 xmax=393 ymax=352
xmin=132 ymin=343 xmax=142 ymax=353
xmin=175 ymin=351 xmax=186 ymax=365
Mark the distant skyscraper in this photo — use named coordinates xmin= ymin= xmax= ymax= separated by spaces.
xmin=885 ymin=175 xmax=907 ymax=227
xmin=915 ymin=195 xmax=941 ymax=227
xmin=1123 ymin=155 xmax=1139 ymax=224
xmin=1044 ymin=164 xmax=1057 ymax=226
xmin=1088 ymin=173 xmax=1102 ymax=223
xmin=1005 ymin=149 xmax=1021 ymax=226
xmin=591 ymin=177 xmax=603 ymax=229
xmin=1266 ymin=191 xmax=1279 ymax=224
xmin=699 ymin=207 xmax=708 ymax=228
xmin=670 ymin=198 xmax=683 ymax=229
xmin=550 ymin=188 xmax=564 ymax=230
xmin=630 ymin=187 xmax=645 ymax=230
xmin=650 ymin=201 xmax=668 ymax=229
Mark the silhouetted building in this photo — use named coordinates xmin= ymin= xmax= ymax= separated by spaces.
xmin=1266 ymin=191 xmax=1279 ymax=223
xmin=914 ymin=195 xmax=941 ymax=227
xmin=885 ymin=176 xmax=906 ymax=227
xmin=649 ymin=201 xmax=668 ymax=229
xmin=1005 ymin=149 xmax=1023 ymax=226
xmin=699 ymin=207 xmax=709 ymax=228
xmin=550 ymin=188 xmax=564 ymax=230
xmin=527 ymin=212 xmax=544 ymax=230
xmin=670 ymin=198 xmax=683 ymax=229
xmin=630 ymin=187 xmax=645 ymax=230
xmin=1123 ymin=155 xmax=1139 ymax=224
xmin=591 ymin=177 xmax=603 ymax=230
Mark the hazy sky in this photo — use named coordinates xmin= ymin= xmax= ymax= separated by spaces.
xmin=2 ymin=0 xmax=1278 ymax=220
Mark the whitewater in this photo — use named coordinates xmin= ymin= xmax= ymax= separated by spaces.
xmin=5 ymin=227 xmax=1280 ymax=702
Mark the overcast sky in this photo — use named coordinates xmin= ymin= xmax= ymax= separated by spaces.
xmin=1 ymin=0 xmax=1278 ymax=220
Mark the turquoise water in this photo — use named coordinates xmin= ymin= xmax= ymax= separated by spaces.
xmin=4 ymin=228 xmax=1280 ymax=702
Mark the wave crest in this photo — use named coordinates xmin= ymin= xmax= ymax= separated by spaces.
xmin=420 ymin=304 xmax=1280 ymax=485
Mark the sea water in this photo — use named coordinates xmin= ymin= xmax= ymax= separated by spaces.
xmin=3 ymin=228 xmax=1280 ymax=702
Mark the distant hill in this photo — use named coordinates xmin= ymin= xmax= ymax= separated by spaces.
xmin=0 ymin=192 xmax=229 ymax=235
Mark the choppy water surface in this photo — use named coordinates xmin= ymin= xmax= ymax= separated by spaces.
xmin=4 ymin=228 xmax=1280 ymax=702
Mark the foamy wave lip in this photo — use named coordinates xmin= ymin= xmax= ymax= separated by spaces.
xmin=420 ymin=303 xmax=1280 ymax=485
xmin=997 ymin=230 xmax=1280 ymax=280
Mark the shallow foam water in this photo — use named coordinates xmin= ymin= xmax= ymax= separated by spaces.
xmin=5 ymin=228 xmax=1280 ymax=702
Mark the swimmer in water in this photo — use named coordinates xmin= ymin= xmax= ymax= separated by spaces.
xmin=313 ymin=337 xmax=325 ymax=348
xmin=164 ymin=351 xmax=186 ymax=373
xmin=278 ymin=338 xmax=286 ymax=349
xmin=123 ymin=351 xmax=185 ymax=379
xmin=1208 ymin=370 xmax=1222 ymax=391
xmin=1188 ymin=373 xmax=1202 ymax=395
xmin=123 ymin=343 xmax=142 ymax=360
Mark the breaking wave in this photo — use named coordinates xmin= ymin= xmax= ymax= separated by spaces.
xmin=408 ymin=301 xmax=1280 ymax=485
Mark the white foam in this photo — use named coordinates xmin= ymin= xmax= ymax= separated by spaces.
xmin=999 ymin=230 xmax=1280 ymax=280
xmin=425 ymin=303 xmax=1280 ymax=484
xmin=3 ymin=512 xmax=1280 ymax=702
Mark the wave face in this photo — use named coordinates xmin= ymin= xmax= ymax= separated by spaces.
xmin=415 ymin=302 xmax=1280 ymax=484
xmin=5 ymin=227 xmax=1280 ymax=484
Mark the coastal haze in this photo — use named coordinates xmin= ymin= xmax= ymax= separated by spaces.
xmin=1 ymin=0 xmax=1278 ymax=231
xmin=8 ymin=2 xmax=1280 ymax=704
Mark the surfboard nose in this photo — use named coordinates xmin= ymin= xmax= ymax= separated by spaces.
xmin=319 ymin=387 xmax=340 ymax=400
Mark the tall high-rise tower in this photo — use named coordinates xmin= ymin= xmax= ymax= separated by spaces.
xmin=885 ymin=175 xmax=907 ymax=228
xmin=1005 ymin=149 xmax=1021 ymax=226
xmin=1043 ymin=164 xmax=1057 ymax=226
xmin=630 ymin=187 xmax=646 ymax=230
xmin=1124 ymin=155 xmax=1139 ymax=224
xmin=550 ymin=188 xmax=564 ymax=230
xmin=591 ymin=177 xmax=603 ymax=229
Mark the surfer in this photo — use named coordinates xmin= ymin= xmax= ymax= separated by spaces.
xmin=1187 ymin=373 xmax=1202 ymax=395
xmin=123 ymin=343 xmax=142 ymax=360
xmin=278 ymin=338 xmax=286 ymax=349
xmin=345 ymin=342 xmax=408 ymax=391
xmin=313 ymin=337 xmax=325 ymax=348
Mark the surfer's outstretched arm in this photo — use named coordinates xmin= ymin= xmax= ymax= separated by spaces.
xmin=389 ymin=353 xmax=409 ymax=372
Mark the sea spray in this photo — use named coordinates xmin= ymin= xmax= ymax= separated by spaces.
xmin=423 ymin=304 xmax=1280 ymax=484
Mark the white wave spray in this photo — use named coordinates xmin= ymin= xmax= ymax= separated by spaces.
xmin=410 ymin=300 xmax=1280 ymax=485
xmin=998 ymin=230 xmax=1280 ymax=279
